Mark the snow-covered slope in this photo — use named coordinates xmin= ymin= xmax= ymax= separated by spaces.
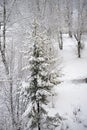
xmin=52 ymin=35 xmax=87 ymax=130
xmin=61 ymin=35 xmax=87 ymax=80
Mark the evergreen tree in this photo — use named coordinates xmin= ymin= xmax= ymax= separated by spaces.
xmin=27 ymin=22 xmax=54 ymax=130
xmin=21 ymin=21 xmax=62 ymax=130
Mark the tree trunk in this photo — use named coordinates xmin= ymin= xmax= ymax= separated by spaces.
xmin=78 ymin=41 xmax=81 ymax=58
xmin=10 ymin=78 xmax=16 ymax=129
xmin=69 ymin=30 xmax=72 ymax=38
xmin=59 ymin=31 xmax=63 ymax=50
xmin=3 ymin=0 xmax=6 ymax=53
xmin=74 ymin=34 xmax=81 ymax=58
xmin=16 ymin=87 xmax=21 ymax=130
xmin=37 ymin=101 xmax=40 ymax=130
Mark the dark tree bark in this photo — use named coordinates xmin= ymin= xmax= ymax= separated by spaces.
xmin=74 ymin=34 xmax=82 ymax=58
xmin=3 ymin=0 xmax=6 ymax=53
xmin=78 ymin=41 xmax=81 ymax=58
xmin=37 ymin=101 xmax=40 ymax=130
xmin=59 ymin=31 xmax=63 ymax=50
xmin=69 ymin=30 xmax=72 ymax=38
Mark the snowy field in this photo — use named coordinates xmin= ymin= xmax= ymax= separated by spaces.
xmin=51 ymin=35 xmax=87 ymax=130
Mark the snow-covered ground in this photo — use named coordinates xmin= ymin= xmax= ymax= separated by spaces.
xmin=51 ymin=35 xmax=87 ymax=130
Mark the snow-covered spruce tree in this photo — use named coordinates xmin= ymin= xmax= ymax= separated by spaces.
xmin=28 ymin=26 xmax=53 ymax=130
xmin=23 ymin=21 xmax=61 ymax=130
